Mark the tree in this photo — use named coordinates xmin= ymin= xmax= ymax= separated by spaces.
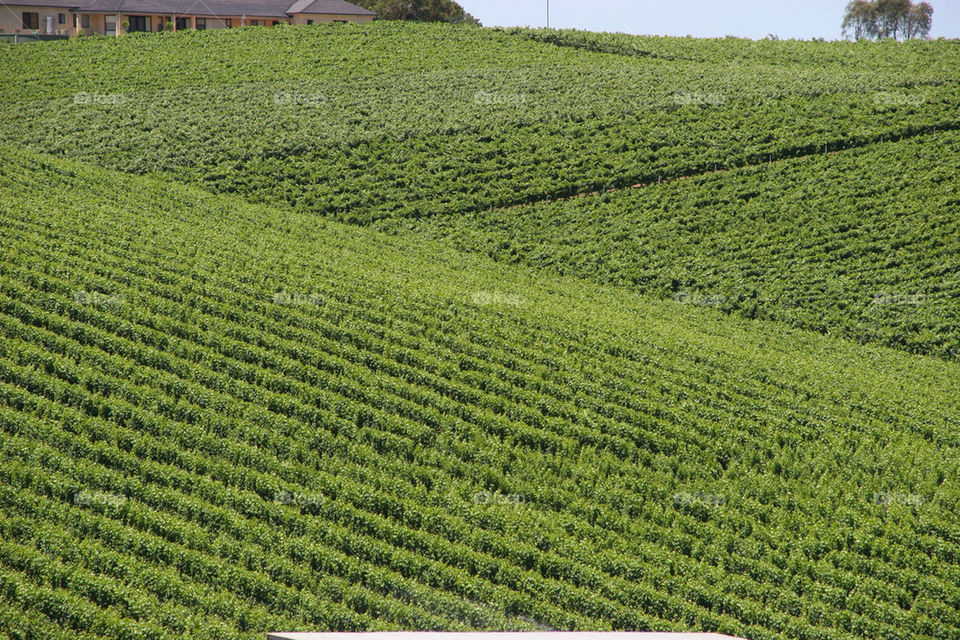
xmin=905 ymin=2 xmax=933 ymax=39
xmin=877 ymin=0 xmax=910 ymax=39
xmin=353 ymin=0 xmax=481 ymax=24
xmin=842 ymin=0 xmax=932 ymax=40
xmin=842 ymin=0 xmax=879 ymax=40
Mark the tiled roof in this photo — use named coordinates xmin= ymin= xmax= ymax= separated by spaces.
xmin=0 ymin=0 xmax=83 ymax=7
xmin=286 ymin=0 xmax=373 ymax=15
xmin=0 ymin=0 xmax=374 ymax=16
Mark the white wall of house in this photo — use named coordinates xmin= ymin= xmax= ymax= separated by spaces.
xmin=0 ymin=5 xmax=72 ymax=34
xmin=122 ymin=14 xmax=189 ymax=32
xmin=79 ymin=12 xmax=106 ymax=34
xmin=0 ymin=7 xmax=370 ymax=36
xmin=203 ymin=16 xmax=291 ymax=28
xmin=204 ymin=17 xmax=230 ymax=29
xmin=290 ymin=13 xmax=373 ymax=24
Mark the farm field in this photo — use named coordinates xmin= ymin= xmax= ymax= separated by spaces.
xmin=389 ymin=129 xmax=960 ymax=359
xmin=2 ymin=145 xmax=960 ymax=639
xmin=1 ymin=23 xmax=957 ymax=358
xmin=0 ymin=22 xmax=957 ymax=227
xmin=1 ymin=20 xmax=960 ymax=640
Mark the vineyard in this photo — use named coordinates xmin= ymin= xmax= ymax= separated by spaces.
xmin=1 ymin=20 xmax=960 ymax=640
xmin=1 ymin=23 xmax=957 ymax=230
xmin=1 ymin=23 xmax=958 ymax=358
xmin=395 ymin=129 xmax=960 ymax=359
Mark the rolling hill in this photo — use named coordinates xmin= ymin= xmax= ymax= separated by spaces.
xmin=390 ymin=128 xmax=960 ymax=358
xmin=1 ymin=21 xmax=959 ymax=640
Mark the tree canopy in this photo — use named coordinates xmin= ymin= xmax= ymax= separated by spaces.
xmin=842 ymin=0 xmax=932 ymax=40
xmin=353 ymin=0 xmax=481 ymax=24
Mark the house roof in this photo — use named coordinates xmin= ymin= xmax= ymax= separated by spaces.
xmin=0 ymin=0 xmax=80 ymax=7
xmin=0 ymin=0 xmax=374 ymax=16
xmin=285 ymin=0 xmax=373 ymax=15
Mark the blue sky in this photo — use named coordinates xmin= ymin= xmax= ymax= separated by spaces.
xmin=458 ymin=0 xmax=959 ymax=40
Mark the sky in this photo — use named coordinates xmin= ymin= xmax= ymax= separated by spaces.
xmin=457 ymin=0 xmax=959 ymax=40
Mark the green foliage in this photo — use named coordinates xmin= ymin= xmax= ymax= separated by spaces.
xmin=842 ymin=0 xmax=933 ymax=40
xmin=0 ymin=22 xmax=959 ymax=640
xmin=353 ymin=0 xmax=480 ymax=24
xmin=0 ymin=146 xmax=959 ymax=639
xmin=0 ymin=23 xmax=955 ymax=229
xmin=398 ymin=129 xmax=960 ymax=360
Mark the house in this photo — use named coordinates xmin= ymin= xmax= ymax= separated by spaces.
xmin=0 ymin=0 xmax=375 ymax=36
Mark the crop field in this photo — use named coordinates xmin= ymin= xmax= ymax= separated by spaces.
xmin=2 ymin=23 xmax=957 ymax=358
xmin=1 ymin=23 xmax=958 ymax=227
xmin=394 ymin=129 xmax=960 ymax=359
xmin=1 ymin=20 xmax=960 ymax=640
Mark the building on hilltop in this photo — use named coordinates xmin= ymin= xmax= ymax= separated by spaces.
xmin=0 ymin=0 xmax=374 ymax=36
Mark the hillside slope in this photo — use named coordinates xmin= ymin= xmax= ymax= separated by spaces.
xmin=1 ymin=23 xmax=957 ymax=362
xmin=388 ymin=128 xmax=960 ymax=359
xmin=0 ymin=23 xmax=956 ymax=226
xmin=2 ymin=147 xmax=960 ymax=640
